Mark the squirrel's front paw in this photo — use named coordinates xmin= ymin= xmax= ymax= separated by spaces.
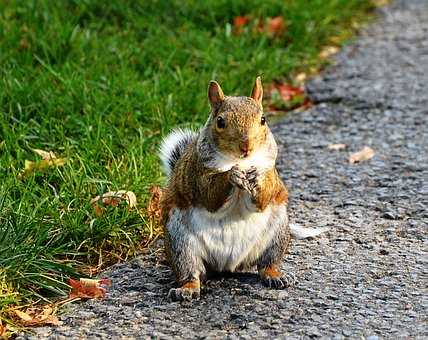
xmin=229 ymin=165 xmax=249 ymax=191
xmin=168 ymin=280 xmax=201 ymax=302
xmin=259 ymin=265 xmax=297 ymax=290
xmin=168 ymin=287 xmax=200 ymax=301
xmin=246 ymin=166 xmax=259 ymax=196
xmin=262 ymin=273 xmax=297 ymax=289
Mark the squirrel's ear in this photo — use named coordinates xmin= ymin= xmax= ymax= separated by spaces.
xmin=208 ymin=80 xmax=225 ymax=113
xmin=250 ymin=76 xmax=263 ymax=106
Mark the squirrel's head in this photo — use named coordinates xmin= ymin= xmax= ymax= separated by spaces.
xmin=207 ymin=77 xmax=268 ymax=159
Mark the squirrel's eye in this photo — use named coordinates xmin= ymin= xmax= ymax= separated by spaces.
xmin=216 ymin=116 xmax=226 ymax=129
xmin=261 ymin=116 xmax=266 ymax=125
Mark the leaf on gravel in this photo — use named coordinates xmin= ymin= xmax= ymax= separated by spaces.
xmin=147 ymin=185 xmax=163 ymax=224
xmin=18 ymin=148 xmax=67 ymax=179
xmin=68 ymin=278 xmax=110 ymax=299
xmin=349 ymin=146 xmax=375 ymax=164
xmin=328 ymin=143 xmax=347 ymax=151
xmin=14 ymin=306 xmax=60 ymax=327
xmin=319 ymin=46 xmax=339 ymax=59
xmin=91 ymin=190 xmax=137 ymax=216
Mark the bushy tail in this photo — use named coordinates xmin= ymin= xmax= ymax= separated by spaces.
xmin=159 ymin=128 xmax=197 ymax=177
xmin=289 ymin=223 xmax=330 ymax=239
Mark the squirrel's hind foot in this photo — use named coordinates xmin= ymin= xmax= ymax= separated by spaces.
xmin=168 ymin=280 xmax=201 ymax=302
xmin=259 ymin=265 xmax=297 ymax=289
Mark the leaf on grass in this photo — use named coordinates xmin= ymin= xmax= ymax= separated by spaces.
xmin=68 ymin=278 xmax=110 ymax=299
xmin=147 ymin=186 xmax=163 ymax=224
xmin=319 ymin=46 xmax=340 ymax=59
xmin=266 ymin=82 xmax=312 ymax=112
xmin=349 ymin=146 xmax=375 ymax=164
xmin=328 ymin=143 xmax=347 ymax=151
xmin=267 ymin=16 xmax=286 ymax=36
xmin=14 ymin=306 xmax=60 ymax=327
xmin=91 ymin=190 xmax=137 ymax=216
xmin=18 ymin=148 xmax=67 ymax=179
xmin=233 ymin=15 xmax=249 ymax=34
xmin=233 ymin=15 xmax=286 ymax=37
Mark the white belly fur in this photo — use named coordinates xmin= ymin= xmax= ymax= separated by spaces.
xmin=188 ymin=191 xmax=285 ymax=272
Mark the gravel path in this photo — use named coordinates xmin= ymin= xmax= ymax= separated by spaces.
xmin=25 ymin=1 xmax=427 ymax=338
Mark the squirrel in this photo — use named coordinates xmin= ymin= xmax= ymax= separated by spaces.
xmin=159 ymin=77 xmax=328 ymax=301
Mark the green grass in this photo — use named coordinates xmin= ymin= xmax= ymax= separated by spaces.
xmin=0 ymin=0 xmax=375 ymax=323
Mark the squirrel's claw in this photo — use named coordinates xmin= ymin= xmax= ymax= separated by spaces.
xmin=229 ymin=165 xmax=248 ymax=190
xmin=168 ymin=287 xmax=200 ymax=302
xmin=262 ymin=273 xmax=297 ymax=289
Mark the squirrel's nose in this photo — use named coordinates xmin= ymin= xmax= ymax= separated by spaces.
xmin=239 ymin=140 xmax=250 ymax=156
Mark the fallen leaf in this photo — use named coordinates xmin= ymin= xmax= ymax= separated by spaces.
xmin=274 ymin=83 xmax=304 ymax=101
xmin=349 ymin=146 xmax=375 ymax=164
xmin=14 ymin=306 xmax=60 ymax=327
xmin=328 ymin=143 xmax=347 ymax=151
xmin=18 ymin=149 xmax=67 ymax=178
xmin=68 ymin=278 xmax=109 ymax=299
xmin=32 ymin=148 xmax=57 ymax=160
xmin=14 ymin=310 xmax=32 ymax=322
xmin=267 ymin=16 xmax=286 ymax=36
xmin=266 ymin=82 xmax=311 ymax=112
xmin=0 ymin=321 xmax=7 ymax=337
xmin=295 ymin=72 xmax=307 ymax=85
xmin=233 ymin=15 xmax=249 ymax=34
xmin=319 ymin=46 xmax=339 ymax=59
xmin=91 ymin=190 xmax=137 ymax=216
xmin=147 ymin=186 xmax=162 ymax=224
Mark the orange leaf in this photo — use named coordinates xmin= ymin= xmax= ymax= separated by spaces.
xmin=267 ymin=16 xmax=286 ymax=36
xmin=68 ymin=278 xmax=109 ymax=300
xmin=233 ymin=15 xmax=249 ymax=35
xmin=275 ymin=83 xmax=304 ymax=101
xmin=349 ymin=146 xmax=375 ymax=164
xmin=233 ymin=15 xmax=249 ymax=28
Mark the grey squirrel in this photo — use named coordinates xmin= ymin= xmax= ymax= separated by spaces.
xmin=159 ymin=77 xmax=328 ymax=301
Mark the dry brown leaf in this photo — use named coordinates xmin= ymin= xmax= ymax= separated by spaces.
xmin=349 ymin=146 xmax=375 ymax=164
xmin=319 ymin=46 xmax=339 ymax=59
xmin=68 ymin=278 xmax=109 ymax=299
xmin=14 ymin=310 xmax=32 ymax=322
xmin=91 ymin=190 xmax=137 ymax=216
xmin=147 ymin=186 xmax=163 ymax=224
xmin=328 ymin=143 xmax=347 ymax=151
xmin=13 ymin=306 xmax=60 ymax=327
